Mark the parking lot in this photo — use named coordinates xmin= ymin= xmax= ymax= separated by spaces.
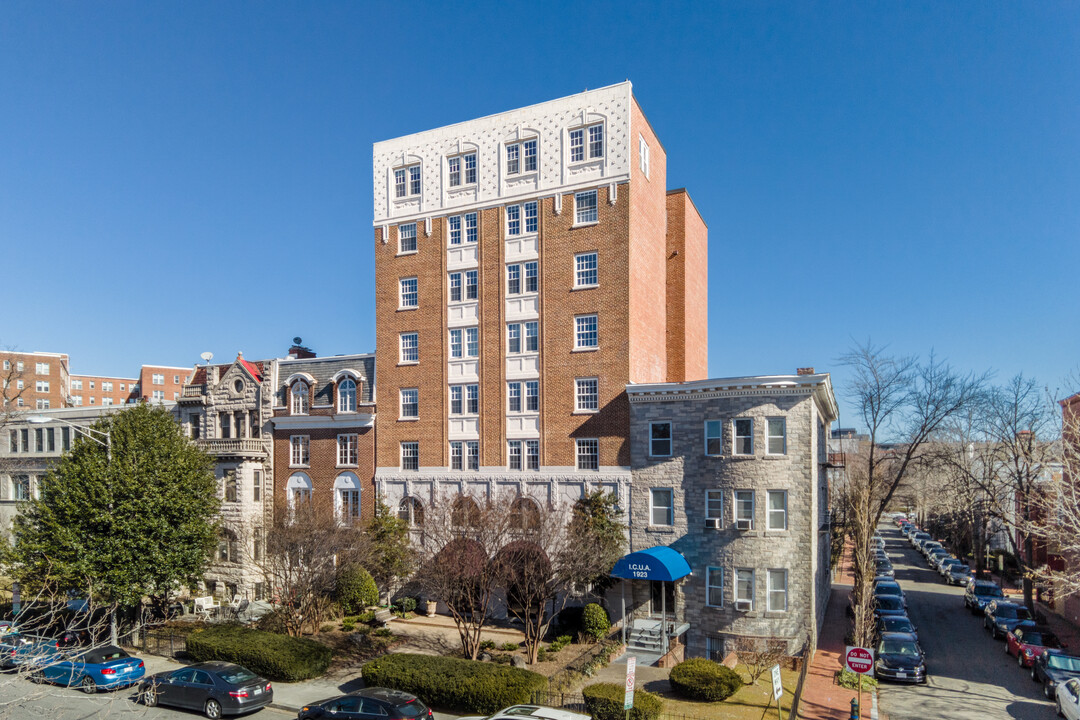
xmin=876 ymin=524 xmax=1054 ymax=720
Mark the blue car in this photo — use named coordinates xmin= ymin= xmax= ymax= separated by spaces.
xmin=34 ymin=644 xmax=145 ymax=693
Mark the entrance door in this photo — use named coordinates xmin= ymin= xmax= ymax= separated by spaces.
xmin=650 ymin=581 xmax=675 ymax=618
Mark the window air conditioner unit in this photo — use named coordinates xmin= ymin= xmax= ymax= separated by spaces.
xmin=705 ymin=518 xmax=721 ymax=529
xmin=734 ymin=600 xmax=752 ymax=612
xmin=736 ymin=519 xmax=752 ymax=531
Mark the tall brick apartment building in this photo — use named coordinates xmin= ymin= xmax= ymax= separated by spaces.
xmin=372 ymin=82 xmax=707 ymax=523
xmin=1 ymin=351 xmax=70 ymax=411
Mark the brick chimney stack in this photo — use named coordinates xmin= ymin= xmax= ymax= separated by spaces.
xmin=797 ymin=367 xmax=815 ymax=375
xmin=288 ymin=337 xmax=316 ymax=360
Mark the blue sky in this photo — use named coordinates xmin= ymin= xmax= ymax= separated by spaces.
xmin=2 ymin=1 xmax=1078 ymax=429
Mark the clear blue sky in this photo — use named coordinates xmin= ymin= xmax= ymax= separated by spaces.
xmin=2 ymin=1 xmax=1078 ymax=428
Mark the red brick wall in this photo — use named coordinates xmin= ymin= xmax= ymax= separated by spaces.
xmin=665 ymin=190 xmax=709 ymax=381
xmin=70 ymin=374 xmax=139 ymax=407
xmin=1 ymin=352 xmax=69 ymax=410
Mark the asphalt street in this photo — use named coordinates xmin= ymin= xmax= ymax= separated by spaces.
xmin=876 ymin=524 xmax=1054 ymax=720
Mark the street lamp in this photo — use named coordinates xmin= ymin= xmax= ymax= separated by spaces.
xmin=25 ymin=415 xmax=111 ymax=458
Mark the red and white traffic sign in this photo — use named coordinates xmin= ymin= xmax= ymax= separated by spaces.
xmin=844 ymin=646 xmax=875 ymax=674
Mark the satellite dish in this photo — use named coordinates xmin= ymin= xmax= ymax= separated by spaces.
xmin=200 ymin=352 xmax=213 ymax=363
xmin=293 ymin=337 xmax=303 ymax=345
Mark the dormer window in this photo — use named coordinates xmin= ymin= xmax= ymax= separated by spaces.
xmin=506 ymin=138 xmax=537 ymax=175
xmin=448 ymin=152 xmax=477 ymax=187
xmin=291 ymin=381 xmax=309 ymax=415
xmin=394 ymin=164 xmax=421 ymax=198
xmin=338 ymin=378 xmax=357 ymax=413
xmin=570 ymin=124 xmax=604 ymax=163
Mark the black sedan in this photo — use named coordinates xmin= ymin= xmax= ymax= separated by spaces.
xmin=299 ymin=688 xmax=433 ymax=720
xmin=873 ymin=595 xmax=908 ymax=619
xmin=983 ymin=600 xmax=1033 ymax=640
xmin=877 ymin=615 xmax=919 ymax=639
xmin=874 ymin=632 xmax=927 ymax=683
xmin=1031 ymin=650 xmax=1080 ymax=699
xmin=140 ymin=661 xmax=272 ymax=718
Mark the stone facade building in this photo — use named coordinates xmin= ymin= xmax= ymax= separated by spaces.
xmin=619 ymin=372 xmax=837 ymax=660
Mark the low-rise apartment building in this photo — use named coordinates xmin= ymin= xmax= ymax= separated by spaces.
xmin=0 ymin=351 xmax=70 ymax=411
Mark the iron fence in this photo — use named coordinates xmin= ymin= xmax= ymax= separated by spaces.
xmin=529 ymin=689 xmax=714 ymax=720
xmin=140 ymin=629 xmax=187 ymax=658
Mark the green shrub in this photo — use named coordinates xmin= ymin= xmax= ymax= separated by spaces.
xmin=837 ymin=669 xmax=877 ymax=690
xmin=186 ymin=625 xmax=332 ymax=682
xmin=357 ymin=610 xmax=376 ymax=624
xmin=548 ymin=635 xmax=572 ymax=653
xmin=480 ymin=639 xmax=497 ymax=650
xmin=536 ymin=646 xmax=548 ymax=662
xmin=669 ymin=658 xmax=743 ymax=702
xmin=320 ymin=624 xmax=335 ymax=633
xmin=341 ymin=621 xmax=356 ymax=632
xmin=500 ymin=642 xmax=520 ymax=651
xmin=337 ymin=565 xmax=379 ymax=614
xmin=374 ymin=628 xmax=394 ymax=637
xmin=583 ymin=682 xmax=663 ymax=720
xmin=254 ymin=608 xmax=291 ymax=635
xmin=360 ymin=653 xmax=547 ymax=714
xmin=396 ymin=597 xmax=418 ymax=614
xmin=582 ymin=603 xmax=610 ymax=641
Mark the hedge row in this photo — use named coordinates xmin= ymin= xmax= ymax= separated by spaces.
xmin=360 ymin=653 xmax=547 ymax=714
xmin=583 ymin=682 xmax=664 ymax=720
xmin=186 ymin=625 xmax=333 ymax=682
xmin=669 ymin=658 xmax=743 ymax=702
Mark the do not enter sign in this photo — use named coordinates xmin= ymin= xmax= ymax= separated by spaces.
xmin=845 ymin=646 xmax=875 ymax=674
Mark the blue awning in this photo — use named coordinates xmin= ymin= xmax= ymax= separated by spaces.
xmin=610 ymin=546 xmax=692 ymax=582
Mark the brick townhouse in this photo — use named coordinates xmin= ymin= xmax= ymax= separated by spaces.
xmin=372 ymin=81 xmax=708 ymax=529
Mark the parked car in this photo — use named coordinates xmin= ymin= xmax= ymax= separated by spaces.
xmin=1031 ymin=650 xmax=1080 ymax=699
xmin=920 ymin=541 xmax=943 ymax=559
xmin=1057 ymin=677 xmax=1080 ymax=719
xmin=876 ymin=615 xmax=919 ymax=640
xmin=873 ymin=632 xmax=927 ymax=683
xmin=937 ymin=558 xmax=963 ymax=577
xmin=32 ymin=644 xmax=144 ymax=693
xmin=910 ymin=531 xmax=931 ymax=547
xmin=873 ymin=580 xmax=906 ymax=603
xmin=0 ymin=633 xmax=60 ymax=670
xmin=875 ymin=563 xmax=896 ymax=579
xmin=965 ymin=580 xmax=1005 ymax=614
xmin=946 ymin=564 xmax=972 ymax=586
xmin=1006 ymin=624 xmax=1063 ymax=667
xmin=873 ymin=595 xmax=908 ymax=620
xmin=299 ymin=688 xmax=433 ymax=720
xmin=460 ymin=707 xmax=591 ymax=720
xmin=984 ymin=600 xmax=1034 ymax=640
xmin=927 ymin=548 xmax=950 ymax=567
xmin=140 ymin=661 xmax=272 ymax=718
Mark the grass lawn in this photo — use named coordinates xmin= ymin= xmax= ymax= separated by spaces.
xmin=658 ymin=663 xmax=799 ymax=720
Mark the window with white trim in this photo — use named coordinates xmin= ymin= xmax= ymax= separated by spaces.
xmin=525 ymin=439 xmax=539 ymax=469
xmin=506 ymin=138 xmax=538 ymax=174
xmin=735 ymin=569 xmax=755 ymax=609
xmin=35 ymin=362 xmax=49 ymax=374
xmin=733 ymin=418 xmax=753 ymax=455
xmin=394 ymin=168 xmax=406 ymax=198
xmin=706 ymin=490 xmax=723 ymax=522
xmin=465 ymin=327 xmax=479 ymax=357
xmin=339 ymin=487 xmax=361 ymax=525
xmin=650 ymin=488 xmax=673 ymax=526
xmin=448 ymin=152 xmax=477 ymax=187
xmin=574 ymin=189 xmax=598 ymax=225
xmin=450 ymin=329 xmax=463 ymax=359
xmin=506 ymin=143 xmax=519 ymax=174
xmin=290 ymin=435 xmax=309 ymax=466
xmin=767 ymin=417 xmax=786 ymax=455
xmin=35 ymin=381 xmax=49 ymax=393
xmin=735 ymin=490 xmax=754 ymax=528
xmin=335 ymin=378 xmax=356 ymax=412
xmin=37 ymin=399 xmax=51 ymax=409
xmin=450 ymin=441 xmax=463 ymax=470
xmin=705 ymin=420 xmax=723 ymax=456
xmin=71 ymin=379 xmax=83 ymax=390
xmin=449 ymin=384 xmax=479 ymax=415
xmin=706 ymin=567 xmax=724 ymax=607
xmin=401 ymin=442 xmax=419 ymax=471
xmin=575 ymin=378 xmax=598 ymax=412
xmin=291 ymin=382 xmax=309 ymax=414
xmin=767 ymin=569 xmax=788 ymax=612
xmin=447 ymin=212 xmax=478 ymax=245
xmin=337 ymin=434 xmax=358 ymax=466
xmin=507 ymin=261 xmax=538 ymax=295
xmin=524 ymin=381 xmax=538 ymax=411
xmin=399 ymin=277 xmax=418 ymax=309
xmin=152 ymin=374 xmax=164 ymax=385
xmin=398 ymin=223 xmax=417 ymax=253
xmin=767 ymin=490 xmax=787 ymax=530
xmin=400 ymin=333 xmax=419 ymax=363
xmin=569 ymin=124 xmax=604 ymax=163
xmin=409 ymin=165 xmax=421 ymax=195
xmin=575 ymin=315 xmax=598 ymax=349
xmin=449 ymin=441 xmax=479 ymax=471
xmin=449 ymin=270 xmax=478 ymax=302
xmin=650 ymin=422 xmax=672 ymax=457
xmin=639 ymin=134 xmax=650 ymax=178
xmin=400 ymin=388 xmax=418 ymax=419
xmin=102 ymin=381 xmax=113 ymax=392
xmin=574 ymin=252 xmax=598 ymax=288
xmin=576 ymin=438 xmax=599 ymax=471
xmin=589 ymin=124 xmax=604 ymax=158
xmin=506 ymin=201 xmax=538 ymax=236
xmin=508 ymin=440 xmax=522 ymax=470
xmin=507 ymin=382 xmax=521 ymax=413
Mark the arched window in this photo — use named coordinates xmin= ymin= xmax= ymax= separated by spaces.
xmin=451 ymin=496 xmax=481 ymax=529
xmin=291 ymin=381 xmax=309 ymax=415
xmin=287 ymin=473 xmax=312 ymax=513
xmin=335 ymin=473 xmax=361 ymax=526
xmin=510 ymin=497 xmax=541 ymax=531
xmin=397 ymin=497 xmax=424 ymax=527
xmin=338 ymin=378 xmax=357 ymax=413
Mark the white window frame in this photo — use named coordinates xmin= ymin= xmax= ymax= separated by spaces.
xmin=400 ymin=333 xmax=419 ymax=364
xmin=401 ymin=442 xmax=419 ymax=471
xmin=447 ymin=151 xmax=477 ymax=188
xmin=507 ymin=382 xmax=522 ymax=413
xmin=734 ymin=490 xmax=755 ymax=529
xmin=575 ymin=377 xmax=599 ymax=413
xmin=705 ymin=490 xmax=723 ymax=522
xmin=399 ymin=277 xmax=418 ymax=309
xmin=449 ymin=440 xmax=463 ymax=470
xmin=569 ymin=123 xmax=604 ymax=163
xmin=767 ymin=569 xmax=788 ymax=612
xmin=400 ymin=388 xmax=419 ymax=419
xmin=649 ymin=487 xmax=674 ymax=527
xmin=704 ymin=420 xmax=723 ymax=456
xmin=290 ymin=382 xmax=309 ymax=415
xmin=465 ymin=327 xmax=479 ymax=358
xmin=506 ymin=138 xmax=538 ymax=175
xmin=767 ymin=490 xmax=788 ymax=531
xmin=525 ymin=439 xmax=539 ymax=470
xmin=574 ymin=251 xmax=598 ymax=288
xmin=574 ymin=314 xmax=598 ymax=350
xmin=735 ymin=569 xmax=755 ymax=610
xmin=508 ymin=440 xmax=522 ymax=470
xmin=574 ymin=189 xmax=598 ymax=226
xmin=650 ymin=421 xmax=672 ymax=458
xmin=398 ymin=223 xmax=417 ymax=254
xmin=152 ymin=374 xmax=164 ymax=385
xmin=449 ymin=328 xmax=463 ymax=359
xmin=338 ymin=378 xmax=357 ymax=413
xmin=733 ymin=417 xmax=753 ymax=456
xmin=338 ymin=487 xmax=361 ymax=525
xmin=35 ymin=362 xmax=49 ymax=374
xmin=639 ymin=134 xmax=650 ymax=178
xmin=337 ymin=434 xmax=358 ymax=467
xmin=290 ymin=435 xmax=310 ymax=467
xmin=767 ymin=417 xmax=787 ymax=455
xmin=576 ymin=438 xmax=599 ymax=471
xmin=706 ymin=567 xmax=724 ymax=608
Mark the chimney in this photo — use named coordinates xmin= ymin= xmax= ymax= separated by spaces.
xmin=288 ymin=337 xmax=316 ymax=360
xmin=797 ymin=367 xmax=815 ymax=376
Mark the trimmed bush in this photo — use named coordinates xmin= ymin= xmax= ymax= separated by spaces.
xmin=360 ymin=653 xmax=547 ymax=714
xmin=395 ymin=597 xmax=418 ymax=614
xmin=669 ymin=658 xmax=743 ymax=702
xmin=582 ymin=603 xmax=610 ymax=641
xmin=500 ymin=642 xmax=520 ymax=651
xmin=583 ymin=682 xmax=663 ymax=720
xmin=186 ymin=625 xmax=332 ymax=682
xmin=337 ymin=565 xmax=379 ymax=614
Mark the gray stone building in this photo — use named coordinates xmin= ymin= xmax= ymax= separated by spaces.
xmin=615 ymin=372 xmax=837 ymax=662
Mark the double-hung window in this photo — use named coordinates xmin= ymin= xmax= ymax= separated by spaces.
xmin=409 ymin=165 xmax=421 ymax=195
xmin=767 ymin=569 xmax=788 ymax=612
xmin=400 ymin=388 xmax=418 ymax=419
xmin=767 ymin=418 xmax=786 ymax=455
xmin=509 ymin=440 xmax=538 ymax=470
xmin=705 ymin=420 xmax=723 ymax=456
xmin=639 ymin=134 xmax=650 ymax=177
xmin=650 ymin=488 xmax=673 ymax=526
xmin=523 ymin=138 xmax=537 ymax=172
xmin=394 ymin=168 xmax=406 ymax=198
xmin=735 ymin=569 xmax=755 ymax=610
xmin=400 ymin=277 xmax=418 ymax=309
xmin=450 ymin=384 xmax=479 ymax=415
xmin=735 ymin=490 xmax=755 ymax=529
xmin=706 ymin=567 xmax=724 ymax=608
xmin=35 ymin=362 xmax=49 ymax=374
xmin=506 ymin=202 xmax=538 ymax=237
xmin=465 ymin=327 xmax=479 ymax=357
xmin=290 ymin=435 xmax=309 ymax=466
xmin=575 ymin=252 xmax=598 ymax=287
xmin=767 ymin=490 xmax=787 ymax=530
xmin=450 ymin=329 xmax=463 ymax=359
xmin=449 ymin=441 xmax=479 ymax=470
xmin=507 ymin=324 xmax=521 ymax=354
xmin=650 ymin=422 xmax=672 ymax=457
xmin=465 ymin=440 xmax=479 ymax=470
xmin=507 ymin=204 xmax=520 ymax=235
xmin=706 ymin=490 xmax=723 ymax=523
xmin=464 ymin=270 xmax=478 ymax=299
xmin=524 ymin=261 xmax=537 ymax=292
xmin=525 ymin=439 xmax=539 ymax=469
xmin=507 ymin=265 xmax=520 ymax=295
xmin=398 ymin=223 xmax=417 ymax=253
xmin=506 ymin=143 xmax=519 ymax=175
xmin=465 ymin=213 xmax=477 ymax=242
xmin=733 ymin=418 xmax=753 ymax=455
xmin=35 ymin=381 xmax=49 ymax=393
xmin=447 ymin=212 xmax=477 ymax=245
xmin=400 ymin=333 xmax=419 ymax=363
xmin=508 ymin=440 xmax=522 ymax=470
xmin=575 ymin=315 xmax=598 ymax=349
xmin=449 ymin=271 xmax=478 ymax=302
xmin=507 ymin=262 xmax=537 ymax=295
xmin=570 ymin=128 xmax=585 ymax=162
xmin=575 ymin=190 xmax=598 ymax=225
xmin=576 ymin=438 xmax=599 ymax=471
xmin=506 ymin=139 xmax=537 ymax=174
xmin=588 ymin=124 xmax=604 ymax=158
xmin=394 ymin=165 xmax=421 ymax=198
xmin=508 ymin=382 xmax=522 ymax=413
xmin=450 ymin=328 xmax=478 ymax=359
xmin=575 ymin=378 xmax=598 ymax=412
xmin=401 ymin=442 xmax=419 ymax=471
xmin=524 ymin=321 xmax=538 ymax=351
xmin=450 ymin=441 xmax=463 ymax=470
xmin=448 ymin=152 xmax=476 ymax=187
xmin=524 ymin=380 xmax=538 ymax=412
xmin=466 ymin=384 xmax=479 ymax=414
xmin=450 ymin=385 xmax=463 ymax=415
xmin=337 ymin=434 xmax=358 ymax=466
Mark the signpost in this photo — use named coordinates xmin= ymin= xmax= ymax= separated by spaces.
xmin=770 ymin=663 xmax=784 ymax=720
xmin=624 ymin=655 xmax=636 ymax=715
xmin=845 ymin=646 xmax=875 ymax=719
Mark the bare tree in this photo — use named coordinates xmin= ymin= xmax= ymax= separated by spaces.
xmin=839 ymin=341 xmax=985 ymax=646
xmin=735 ymin=636 xmax=787 ymax=685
